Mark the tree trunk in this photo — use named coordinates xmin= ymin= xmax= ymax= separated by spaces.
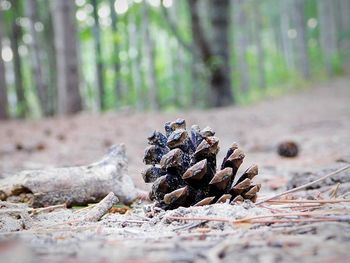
xmin=234 ymin=0 xmax=250 ymax=94
xmin=9 ymin=0 xmax=27 ymax=118
xmin=318 ymin=0 xmax=338 ymax=76
xmin=0 ymin=12 xmax=8 ymax=119
xmin=209 ymin=0 xmax=234 ymax=106
xmin=26 ymin=0 xmax=50 ymax=116
xmin=337 ymin=0 xmax=350 ymax=62
xmin=253 ymin=1 xmax=266 ymax=90
xmin=293 ymin=0 xmax=310 ymax=79
xmin=129 ymin=12 xmax=144 ymax=110
xmin=91 ymin=0 xmax=105 ymax=111
xmin=143 ymin=3 xmax=159 ymax=110
xmin=189 ymin=0 xmax=233 ymax=107
xmin=51 ymin=0 xmax=82 ymax=115
xmin=280 ymin=0 xmax=294 ymax=69
xmin=42 ymin=2 xmax=57 ymax=116
xmin=108 ymin=0 xmax=123 ymax=107
xmin=161 ymin=1 xmax=201 ymax=107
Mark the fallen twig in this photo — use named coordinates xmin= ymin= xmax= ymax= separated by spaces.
xmin=167 ymin=210 xmax=349 ymax=225
xmin=256 ymin=164 xmax=350 ymax=205
xmin=249 ymin=217 xmax=350 ymax=224
xmin=31 ymin=204 xmax=67 ymax=215
xmin=0 ymin=144 xmax=138 ymax=207
xmin=233 ymin=210 xmax=347 ymax=223
xmin=329 ymin=183 xmax=341 ymax=198
xmin=73 ymin=204 xmax=96 ymax=214
xmin=266 ymin=198 xmax=350 ymax=204
xmin=83 ymin=192 xmax=118 ymax=222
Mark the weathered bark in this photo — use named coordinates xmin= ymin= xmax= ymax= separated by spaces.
xmin=0 ymin=145 xmax=138 ymax=207
xmin=108 ymin=0 xmax=123 ymax=106
xmin=51 ymin=0 xmax=82 ymax=115
xmin=143 ymin=3 xmax=159 ymax=110
xmin=9 ymin=0 xmax=27 ymax=118
xmin=91 ymin=0 xmax=106 ymax=111
xmin=0 ymin=12 xmax=8 ymax=119
xmin=189 ymin=0 xmax=234 ymax=107
xmin=253 ymin=1 xmax=266 ymax=90
xmin=318 ymin=0 xmax=338 ymax=76
xmin=293 ymin=0 xmax=310 ymax=79
xmin=234 ymin=0 xmax=250 ymax=94
xmin=26 ymin=0 xmax=50 ymax=116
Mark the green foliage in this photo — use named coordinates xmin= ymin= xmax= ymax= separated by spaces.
xmin=1 ymin=0 xmax=349 ymax=118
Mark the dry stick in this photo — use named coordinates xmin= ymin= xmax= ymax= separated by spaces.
xmin=167 ymin=210 xmax=348 ymax=225
xmin=329 ymin=183 xmax=341 ymax=198
xmin=259 ymin=204 xmax=287 ymax=213
xmin=31 ymin=204 xmax=66 ymax=215
xmin=233 ymin=210 xmax=346 ymax=223
xmin=248 ymin=218 xmax=346 ymax=224
xmin=0 ymin=204 xmax=66 ymax=215
xmin=84 ymin=192 xmax=118 ymax=222
xmin=30 ymin=193 xmax=117 ymax=230
xmin=73 ymin=204 xmax=96 ymax=214
xmin=266 ymin=198 xmax=350 ymax=204
xmin=256 ymin=164 xmax=350 ymax=205
xmin=281 ymin=204 xmax=324 ymax=209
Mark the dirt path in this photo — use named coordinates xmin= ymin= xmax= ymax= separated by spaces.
xmin=0 ymin=78 xmax=350 ymax=263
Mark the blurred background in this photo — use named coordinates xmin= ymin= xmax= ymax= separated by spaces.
xmin=0 ymin=0 xmax=349 ymax=119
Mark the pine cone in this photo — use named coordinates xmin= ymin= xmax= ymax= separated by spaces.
xmin=277 ymin=141 xmax=299 ymax=157
xmin=142 ymin=119 xmax=261 ymax=210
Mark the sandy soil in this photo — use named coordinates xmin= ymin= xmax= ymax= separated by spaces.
xmin=0 ymin=77 xmax=349 ymax=262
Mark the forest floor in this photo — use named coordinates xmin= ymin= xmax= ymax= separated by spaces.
xmin=0 ymin=77 xmax=350 ymax=262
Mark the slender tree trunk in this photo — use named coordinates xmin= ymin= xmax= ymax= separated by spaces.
xmin=91 ymin=0 xmax=105 ymax=111
xmin=128 ymin=12 xmax=143 ymax=110
xmin=26 ymin=0 xmax=50 ymax=116
xmin=191 ymin=54 xmax=202 ymax=106
xmin=280 ymin=0 xmax=294 ymax=69
xmin=42 ymin=2 xmax=57 ymax=116
xmin=10 ymin=0 xmax=27 ymax=118
xmin=51 ymin=0 xmax=82 ymax=115
xmin=0 ymin=12 xmax=8 ymax=119
xmin=161 ymin=1 xmax=200 ymax=107
xmin=123 ymin=15 xmax=133 ymax=106
xmin=189 ymin=0 xmax=233 ymax=107
xmin=108 ymin=0 xmax=123 ymax=107
xmin=143 ymin=3 xmax=159 ymax=110
xmin=318 ymin=0 xmax=338 ymax=76
xmin=234 ymin=0 xmax=250 ymax=94
xmin=338 ymin=0 xmax=350 ymax=62
xmin=253 ymin=1 xmax=266 ymax=90
xmin=293 ymin=0 xmax=310 ymax=79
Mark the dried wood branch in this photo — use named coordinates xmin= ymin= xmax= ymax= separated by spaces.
xmin=0 ymin=144 xmax=138 ymax=207
xmin=167 ymin=209 xmax=349 ymax=225
xmin=256 ymin=164 xmax=350 ymax=205
xmin=83 ymin=192 xmax=118 ymax=222
xmin=266 ymin=198 xmax=350 ymax=204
